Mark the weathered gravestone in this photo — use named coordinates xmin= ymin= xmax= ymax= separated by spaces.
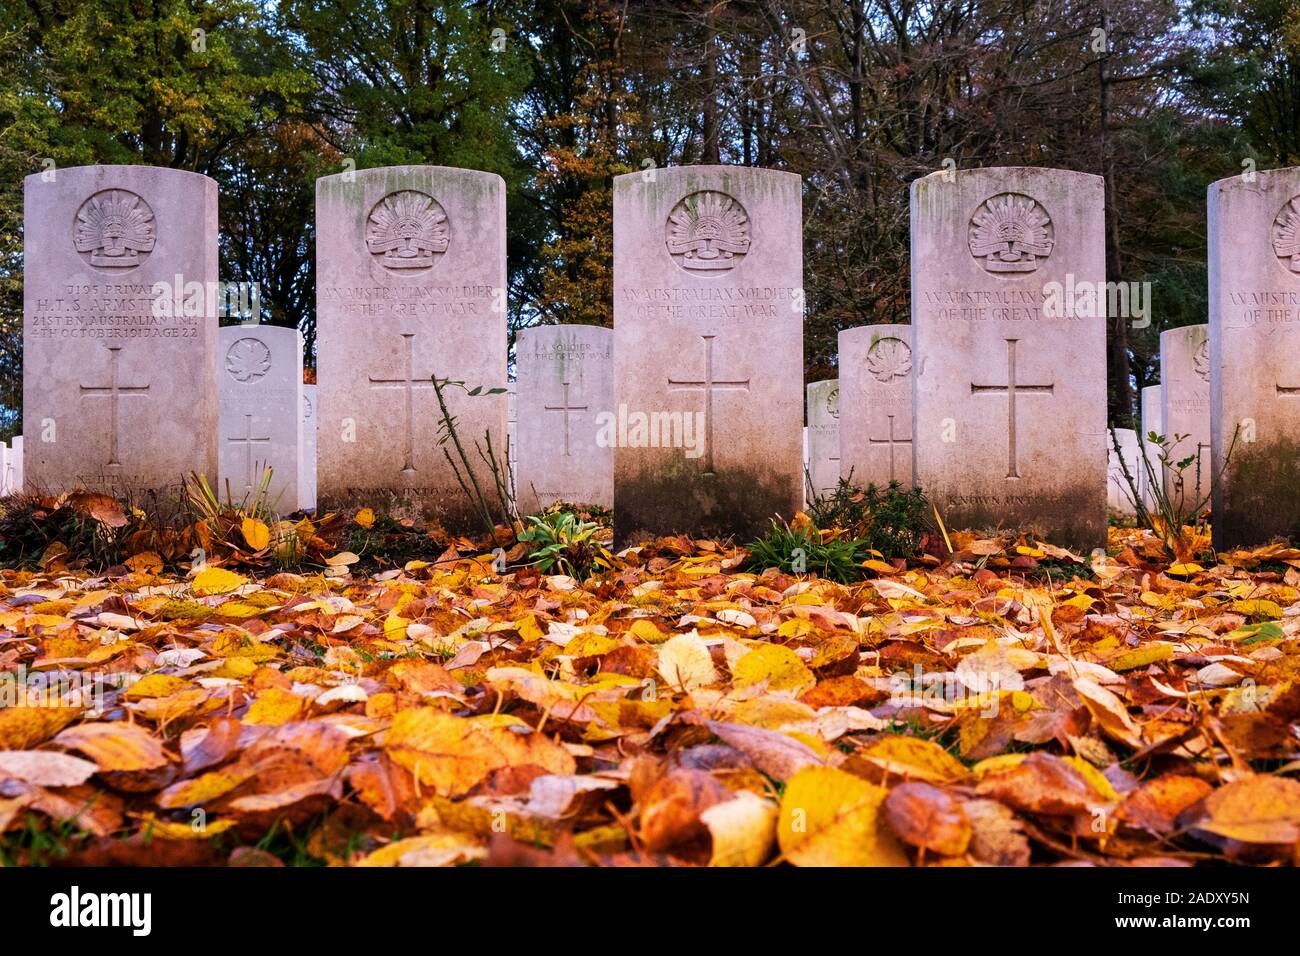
xmin=301 ymin=384 xmax=317 ymax=511
xmin=805 ymin=380 xmax=840 ymax=500
xmin=506 ymin=382 xmax=517 ymax=499
xmin=218 ymin=325 xmax=303 ymax=511
xmin=24 ymin=166 xmax=218 ymax=494
xmin=1107 ymin=427 xmax=1140 ymax=517
xmin=1140 ymin=384 xmax=1163 ymax=510
xmin=613 ymin=166 xmax=804 ymax=542
xmin=316 ymin=166 xmax=507 ymax=527
xmin=1160 ymin=324 xmax=1212 ymax=512
xmin=10 ymin=436 xmax=22 ymax=494
xmin=912 ymin=167 xmax=1106 ymax=548
xmin=516 ymin=324 xmax=613 ymax=513
xmin=839 ymin=324 xmax=914 ymax=489
xmin=1 ymin=443 xmax=9 ymax=495
xmin=1209 ymin=169 xmax=1300 ymax=547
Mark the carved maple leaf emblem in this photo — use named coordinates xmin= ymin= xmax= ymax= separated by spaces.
xmin=866 ymin=337 xmax=912 ymax=384
xmin=1193 ymin=340 xmax=1210 ymax=383
xmin=225 ymin=337 xmax=272 ymax=383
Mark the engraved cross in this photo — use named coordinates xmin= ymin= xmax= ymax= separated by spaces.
xmin=544 ymin=378 xmax=588 ymax=458
xmin=970 ymin=338 xmax=1054 ymax=479
xmin=868 ymin=414 xmax=911 ymax=482
xmin=226 ymin=413 xmax=272 ymax=493
xmin=668 ymin=334 xmax=750 ymax=473
xmin=79 ymin=346 xmax=150 ymax=467
xmin=368 ymin=332 xmax=434 ymax=474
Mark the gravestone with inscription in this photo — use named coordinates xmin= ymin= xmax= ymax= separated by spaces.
xmin=24 ymin=166 xmax=218 ymax=493
xmin=316 ymin=166 xmax=507 ymax=527
xmin=839 ymin=325 xmax=914 ymax=489
xmin=613 ymin=166 xmax=804 ymax=542
xmin=1209 ymin=169 xmax=1300 ymax=547
xmin=1140 ymin=384 xmax=1163 ymax=510
xmin=1160 ymin=324 xmax=1212 ymax=512
xmin=218 ymin=325 xmax=303 ymax=511
xmin=1107 ymin=428 xmax=1140 ymax=517
xmin=805 ymin=380 xmax=840 ymax=499
xmin=912 ymin=167 xmax=1106 ymax=548
xmin=516 ymin=325 xmax=613 ymax=513
xmin=301 ymin=384 xmax=317 ymax=511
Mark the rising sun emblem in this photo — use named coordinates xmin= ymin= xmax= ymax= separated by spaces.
xmin=968 ymin=193 xmax=1054 ymax=274
xmin=665 ymin=190 xmax=751 ymax=272
xmin=365 ymin=190 xmax=449 ymax=270
xmin=73 ymin=190 xmax=156 ymax=268
xmin=1271 ymin=197 xmax=1300 ymax=274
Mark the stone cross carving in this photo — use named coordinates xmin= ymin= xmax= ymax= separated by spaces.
xmin=227 ymin=413 xmax=271 ymax=493
xmin=543 ymin=378 xmax=588 ymax=458
xmin=667 ymin=334 xmax=750 ymax=473
xmin=368 ymin=332 xmax=433 ymax=474
xmin=970 ymin=338 xmax=1055 ymax=479
xmin=79 ymin=346 xmax=150 ymax=467
xmin=868 ymin=413 xmax=911 ymax=482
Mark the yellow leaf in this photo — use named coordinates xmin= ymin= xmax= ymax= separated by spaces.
xmin=124 ymin=674 xmax=192 ymax=700
xmin=702 ymin=791 xmax=778 ymax=866
xmin=1233 ymin=599 xmax=1283 ymax=619
xmin=855 ymin=735 xmax=969 ymax=784
xmin=244 ymin=687 xmax=308 ymax=726
xmin=384 ymin=708 xmax=575 ymax=797
xmin=54 ymin=722 xmax=169 ymax=772
xmin=0 ymin=707 xmax=81 ymax=750
xmin=516 ymin=614 xmax=545 ymax=643
xmin=732 ymin=643 xmax=816 ymax=695
xmin=241 ymin=518 xmax=270 ymax=551
xmin=1108 ymin=643 xmax=1174 ymax=672
xmin=778 ymin=766 xmax=909 ymax=866
xmin=193 ymin=567 xmax=248 ymax=596
xmin=1166 ymin=563 xmax=1204 ymax=577
xmin=629 ymin=619 xmax=668 ymax=644
xmin=355 ymin=508 xmax=376 ymax=529
xmin=656 ymin=632 xmax=718 ymax=692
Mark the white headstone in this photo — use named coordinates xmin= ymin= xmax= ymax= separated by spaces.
xmin=8 ymin=434 xmax=19 ymax=494
xmin=1160 ymin=324 xmax=1211 ymax=512
xmin=218 ymin=325 xmax=303 ymax=511
xmin=613 ymin=166 xmax=804 ymax=542
xmin=912 ymin=167 xmax=1107 ymax=548
xmin=1107 ymin=428 xmax=1140 ymax=517
xmin=301 ymin=384 xmax=317 ymax=511
xmin=515 ymin=325 xmax=613 ymax=513
xmin=0 ymin=443 xmax=9 ymax=496
xmin=1209 ymin=169 xmax=1300 ymax=547
xmin=316 ymin=166 xmax=507 ymax=527
xmin=839 ymin=324 xmax=913 ymax=488
xmin=24 ymin=166 xmax=219 ymax=494
xmin=1140 ymin=385 xmax=1163 ymax=510
xmin=806 ymin=380 xmax=840 ymax=500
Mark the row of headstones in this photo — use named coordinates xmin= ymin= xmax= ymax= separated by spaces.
xmin=20 ymin=163 xmax=1300 ymax=549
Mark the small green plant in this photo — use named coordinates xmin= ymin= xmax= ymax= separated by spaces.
xmin=808 ymin=475 xmax=930 ymax=559
xmin=517 ymin=510 xmax=611 ymax=581
xmin=1110 ymin=425 xmax=1238 ymax=562
xmin=430 ymin=375 xmax=515 ymax=544
xmin=182 ymin=469 xmax=281 ymax=524
xmin=746 ymin=519 xmax=868 ymax=583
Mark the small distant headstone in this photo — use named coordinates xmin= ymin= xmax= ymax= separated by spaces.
xmin=1140 ymin=385 xmax=1163 ymax=510
xmin=805 ymin=380 xmax=840 ymax=500
xmin=839 ymin=324 xmax=913 ymax=489
xmin=218 ymin=325 xmax=303 ymax=511
xmin=301 ymin=384 xmax=317 ymax=511
xmin=1160 ymin=324 xmax=1211 ymax=511
xmin=1107 ymin=428 xmax=1139 ymax=517
xmin=515 ymin=325 xmax=613 ymax=513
